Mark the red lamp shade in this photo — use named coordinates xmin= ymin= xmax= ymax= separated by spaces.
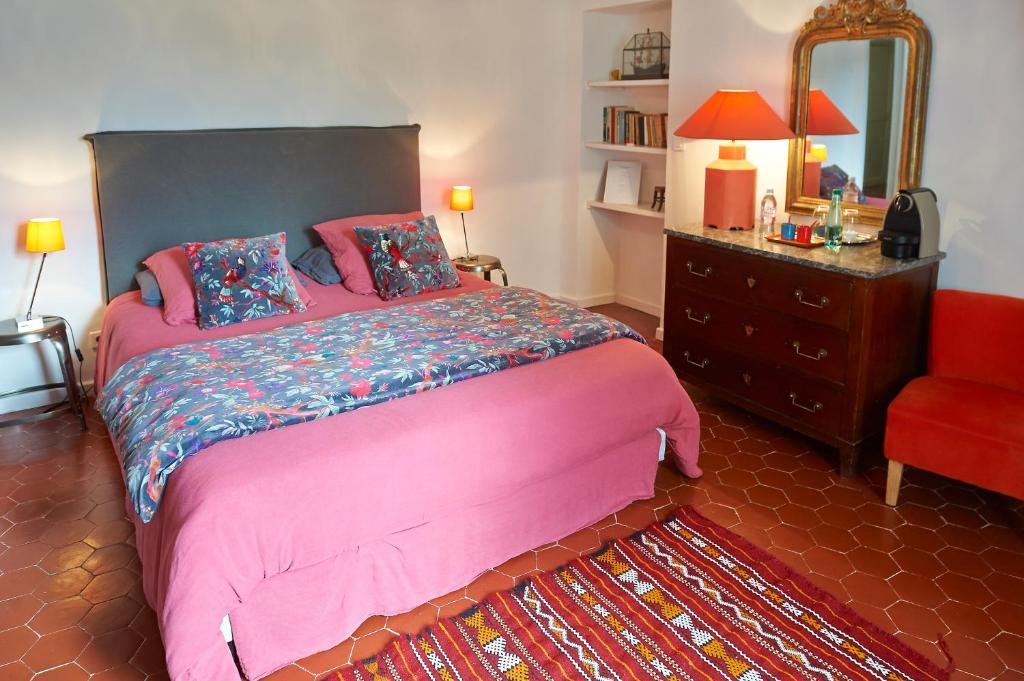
xmin=674 ymin=89 xmax=794 ymax=141
xmin=674 ymin=90 xmax=793 ymax=230
xmin=806 ymin=89 xmax=858 ymax=135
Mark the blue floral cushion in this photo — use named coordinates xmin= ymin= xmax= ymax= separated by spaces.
xmin=353 ymin=216 xmax=461 ymax=301
xmin=183 ymin=232 xmax=307 ymax=329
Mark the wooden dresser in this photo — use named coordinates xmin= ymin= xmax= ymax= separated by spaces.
xmin=663 ymin=225 xmax=944 ymax=475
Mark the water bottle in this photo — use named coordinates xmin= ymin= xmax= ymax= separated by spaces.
xmin=759 ymin=188 xmax=777 ymax=236
xmin=825 ymin=188 xmax=843 ymax=251
xmin=842 ymin=176 xmax=860 ymax=204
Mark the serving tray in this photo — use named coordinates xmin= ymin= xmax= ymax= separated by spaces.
xmin=842 ymin=231 xmax=879 ymax=245
xmin=765 ymin=234 xmax=825 ymax=249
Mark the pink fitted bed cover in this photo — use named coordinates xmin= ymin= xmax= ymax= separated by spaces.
xmin=97 ymin=274 xmax=701 ymax=680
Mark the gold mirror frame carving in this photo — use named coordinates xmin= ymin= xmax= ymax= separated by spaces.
xmin=786 ymin=0 xmax=932 ymax=225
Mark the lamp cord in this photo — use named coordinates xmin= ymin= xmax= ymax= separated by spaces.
xmin=41 ymin=314 xmax=94 ymax=401
xmin=26 ymin=252 xmax=47 ymax=320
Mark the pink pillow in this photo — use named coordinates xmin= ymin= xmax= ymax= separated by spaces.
xmin=143 ymin=245 xmax=314 ymax=326
xmin=143 ymin=247 xmax=199 ymax=326
xmin=314 ymin=211 xmax=424 ymax=295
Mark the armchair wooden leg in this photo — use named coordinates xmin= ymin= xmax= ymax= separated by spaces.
xmin=885 ymin=460 xmax=904 ymax=506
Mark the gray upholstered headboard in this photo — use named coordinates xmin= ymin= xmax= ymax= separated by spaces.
xmin=87 ymin=125 xmax=422 ymax=301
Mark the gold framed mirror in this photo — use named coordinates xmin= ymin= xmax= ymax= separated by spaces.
xmin=786 ymin=0 xmax=931 ymax=225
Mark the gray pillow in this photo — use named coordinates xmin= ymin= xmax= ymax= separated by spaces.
xmin=292 ymin=245 xmax=342 ymax=286
xmin=135 ymin=269 xmax=163 ymax=306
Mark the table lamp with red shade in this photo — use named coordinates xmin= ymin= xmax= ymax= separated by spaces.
xmin=675 ymin=90 xmax=794 ymax=230
xmin=802 ymin=89 xmax=859 ymax=198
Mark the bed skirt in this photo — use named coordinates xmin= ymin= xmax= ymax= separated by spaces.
xmin=228 ymin=429 xmax=663 ymax=680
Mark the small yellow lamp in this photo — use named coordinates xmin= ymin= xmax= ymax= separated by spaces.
xmin=450 ymin=185 xmax=476 ymax=261
xmin=19 ymin=218 xmax=65 ymax=332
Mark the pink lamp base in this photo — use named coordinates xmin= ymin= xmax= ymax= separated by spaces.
xmin=703 ymin=144 xmax=756 ymax=230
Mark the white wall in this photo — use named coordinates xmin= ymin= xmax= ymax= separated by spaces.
xmin=666 ymin=0 xmax=1024 ymax=299
xmin=0 ymin=0 xmax=580 ymax=411
xmin=920 ymin=0 xmax=1024 ymax=296
xmin=3 ymin=0 xmax=1021 ymax=414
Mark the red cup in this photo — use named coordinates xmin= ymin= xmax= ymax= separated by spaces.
xmin=796 ymin=225 xmax=813 ymax=243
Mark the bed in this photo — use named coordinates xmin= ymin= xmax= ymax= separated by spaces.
xmin=88 ymin=125 xmax=702 ymax=681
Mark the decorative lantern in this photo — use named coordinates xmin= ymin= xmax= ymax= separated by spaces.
xmin=622 ymin=29 xmax=670 ymax=80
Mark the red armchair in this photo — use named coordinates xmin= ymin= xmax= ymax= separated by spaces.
xmin=884 ymin=289 xmax=1024 ymax=505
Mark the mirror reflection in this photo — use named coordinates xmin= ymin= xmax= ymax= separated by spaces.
xmin=804 ymin=37 xmax=908 ymax=206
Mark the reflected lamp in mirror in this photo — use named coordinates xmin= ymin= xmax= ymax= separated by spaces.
xmin=19 ymin=217 xmax=65 ymax=332
xmin=450 ymin=185 xmax=476 ymax=262
xmin=675 ymin=90 xmax=794 ymax=230
xmin=803 ymin=89 xmax=859 ymax=198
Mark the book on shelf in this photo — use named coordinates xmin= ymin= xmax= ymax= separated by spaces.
xmin=602 ymin=107 xmax=668 ymax=148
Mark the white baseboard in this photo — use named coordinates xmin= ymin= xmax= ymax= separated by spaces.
xmin=613 ymin=293 xmax=661 ymax=318
xmin=558 ymin=292 xmax=616 ymax=308
xmin=560 ymin=292 xmax=662 ymax=318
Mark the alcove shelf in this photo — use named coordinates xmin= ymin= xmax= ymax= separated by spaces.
xmin=586 ymin=79 xmax=669 ymax=89
xmin=587 ymin=200 xmax=663 ymax=219
xmin=577 ymin=0 xmax=672 ymax=322
xmin=585 ymin=142 xmax=667 ymax=155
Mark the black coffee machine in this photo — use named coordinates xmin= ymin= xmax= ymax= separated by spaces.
xmin=879 ymin=188 xmax=940 ymax=259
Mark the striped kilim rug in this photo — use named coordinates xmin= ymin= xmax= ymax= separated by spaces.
xmin=328 ymin=507 xmax=950 ymax=680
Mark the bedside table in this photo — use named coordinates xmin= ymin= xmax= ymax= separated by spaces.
xmin=452 ymin=255 xmax=508 ymax=286
xmin=0 ymin=316 xmax=86 ymax=430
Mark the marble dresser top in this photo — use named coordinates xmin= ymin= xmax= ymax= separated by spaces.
xmin=664 ymin=223 xmax=945 ymax=279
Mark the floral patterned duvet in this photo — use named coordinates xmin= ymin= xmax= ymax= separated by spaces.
xmin=98 ymin=287 xmax=645 ymax=522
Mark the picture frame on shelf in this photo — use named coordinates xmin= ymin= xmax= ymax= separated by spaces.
xmin=603 ymin=160 xmax=642 ymax=206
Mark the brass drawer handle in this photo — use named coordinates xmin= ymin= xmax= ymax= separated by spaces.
xmin=686 ymin=261 xmax=713 ymax=278
xmin=742 ymin=372 xmax=752 ymax=386
xmin=746 ymin=276 xmax=757 ymax=289
xmin=794 ymin=289 xmax=830 ymax=309
xmin=791 ymin=340 xmax=828 ymax=361
xmin=685 ymin=307 xmax=711 ymax=324
xmin=789 ymin=391 xmax=823 ymax=413
xmin=683 ymin=351 xmax=710 ymax=369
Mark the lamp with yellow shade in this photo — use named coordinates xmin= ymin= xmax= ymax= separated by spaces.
xmin=18 ymin=218 xmax=65 ymax=332
xmin=450 ymin=185 xmax=476 ymax=262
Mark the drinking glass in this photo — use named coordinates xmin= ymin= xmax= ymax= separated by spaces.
xmin=812 ymin=205 xmax=829 ymax=238
xmin=842 ymin=208 xmax=860 ymax=244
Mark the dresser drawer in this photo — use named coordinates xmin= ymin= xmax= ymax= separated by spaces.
xmin=667 ymin=238 xmax=854 ymax=331
xmin=667 ymin=340 xmax=843 ymax=435
xmin=664 ymin=288 xmax=849 ymax=384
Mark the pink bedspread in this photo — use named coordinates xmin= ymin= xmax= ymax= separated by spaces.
xmin=98 ymin=275 xmax=701 ymax=680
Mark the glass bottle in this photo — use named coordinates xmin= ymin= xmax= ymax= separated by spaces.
xmin=759 ymin=188 xmax=777 ymax=237
xmin=842 ymin=176 xmax=860 ymax=204
xmin=825 ymin=188 xmax=843 ymax=251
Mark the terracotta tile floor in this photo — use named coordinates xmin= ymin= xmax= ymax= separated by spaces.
xmin=1 ymin=304 xmax=1022 ymax=681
